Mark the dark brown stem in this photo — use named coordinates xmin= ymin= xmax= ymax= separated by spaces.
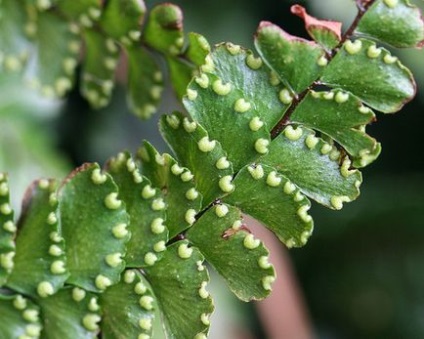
xmin=270 ymin=89 xmax=309 ymax=139
xmin=270 ymin=0 xmax=377 ymax=140
xmin=338 ymin=0 xmax=376 ymax=47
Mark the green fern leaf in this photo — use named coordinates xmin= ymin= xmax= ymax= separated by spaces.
xmin=291 ymin=90 xmax=381 ymax=167
xmin=167 ymin=55 xmax=195 ymax=100
xmin=100 ymin=270 xmax=156 ymax=339
xmin=183 ymin=45 xmax=286 ymax=170
xmin=81 ymin=29 xmax=119 ymax=109
xmin=187 ymin=204 xmax=276 ymax=301
xmin=321 ymin=38 xmax=416 ymax=113
xmin=0 ymin=293 xmax=42 ymax=338
xmin=139 ymin=142 xmax=203 ymax=238
xmin=126 ymin=45 xmax=164 ymax=119
xmin=0 ymin=0 xmax=30 ymax=73
xmin=143 ymin=3 xmax=184 ymax=56
xmin=0 ymin=173 xmax=15 ymax=286
xmin=291 ymin=4 xmax=342 ymax=50
xmin=224 ymin=164 xmax=314 ymax=248
xmin=185 ymin=32 xmax=211 ymax=66
xmin=254 ymin=21 xmax=326 ymax=93
xmin=356 ymin=0 xmax=424 ymax=48
xmin=25 ymin=10 xmax=78 ymax=98
xmin=106 ymin=152 xmax=167 ymax=268
xmin=59 ymin=163 xmax=129 ymax=292
xmin=37 ymin=287 xmax=101 ymax=338
xmin=144 ymin=241 xmax=214 ymax=339
xmin=6 ymin=180 xmax=69 ymax=298
xmin=160 ymin=112 xmax=234 ymax=206
xmin=99 ymin=0 xmax=146 ymax=44
xmin=56 ymin=0 xmax=102 ymax=26
xmin=261 ymin=127 xmax=362 ymax=209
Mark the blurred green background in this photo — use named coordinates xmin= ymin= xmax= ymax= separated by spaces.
xmin=1 ymin=0 xmax=424 ymax=338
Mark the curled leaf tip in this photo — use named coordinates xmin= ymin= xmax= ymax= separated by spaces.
xmin=154 ymin=3 xmax=184 ymax=30
xmin=291 ymin=4 xmax=342 ymax=41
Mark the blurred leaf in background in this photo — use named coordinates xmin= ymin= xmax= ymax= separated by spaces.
xmin=0 ymin=73 xmax=70 ymax=211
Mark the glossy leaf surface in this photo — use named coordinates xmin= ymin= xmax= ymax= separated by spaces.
xmin=144 ymin=241 xmax=213 ymax=339
xmin=255 ymin=21 xmax=326 ymax=93
xmin=107 ymin=153 xmax=167 ymax=268
xmin=6 ymin=180 xmax=69 ymax=298
xmin=184 ymin=45 xmax=286 ymax=170
xmin=356 ymin=0 xmax=424 ymax=48
xmin=100 ymin=270 xmax=155 ymax=339
xmin=224 ymin=164 xmax=314 ymax=247
xmin=160 ymin=112 xmax=233 ymax=207
xmin=0 ymin=293 xmax=42 ymax=339
xmin=261 ymin=127 xmax=362 ymax=209
xmin=59 ymin=163 xmax=129 ymax=292
xmin=291 ymin=90 xmax=380 ymax=167
xmin=140 ymin=142 xmax=202 ymax=238
xmin=321 ymin=38 xmax=416 ymax=113
xmin=38 ymin=287 xmax=100 ymax=339
xmin=187 ymin=204 xmax=275 ymax=301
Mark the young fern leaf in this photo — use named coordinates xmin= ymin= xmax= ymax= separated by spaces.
xmin=143 ymin=241 xmax=214 ymax=339
xmin=6 ymin=179 xmax=69 ymax=298
xmin=143 ymin=3 xmax=184 ymax=56
xmin=290 ymin=4 xmax=342 ymax=51
xmin=186 ymin=204 xmax=276 ymax=301
xmin=106 ymin=152 xmax=168 ymax=268
xmin=0 ymin=174 xmax=15 ymax=286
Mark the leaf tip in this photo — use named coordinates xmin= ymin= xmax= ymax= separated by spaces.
xmin=290 ymin=4 xmax=342 ymax=41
